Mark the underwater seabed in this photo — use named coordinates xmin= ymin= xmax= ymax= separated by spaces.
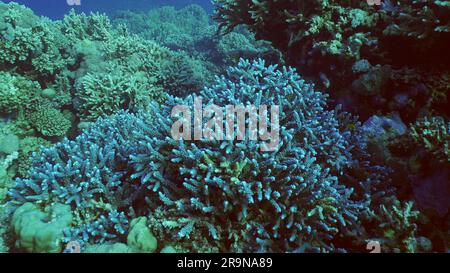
xmin=0 ymin=0 xmax=449 ymax=253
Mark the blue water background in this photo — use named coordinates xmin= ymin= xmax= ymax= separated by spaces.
xmin=2 ymin=0 xmax=213 ymax=19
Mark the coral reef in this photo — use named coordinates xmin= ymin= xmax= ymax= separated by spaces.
xmin=9 ymin=59 xmax=372 ymax=252
xmin=10 ymin=111 xmax=147 ymax=247
xmin=0 ymin=2 xmax=70 ymax=76
xmin=0 ymin=0 xmax=448 ymax=254
xmin=113 ymin=4 xmax=282 ymax=74
xmin=212 ymin=0 xmax=450 ymax=251
xmin=114 ymin=5 xmax=212 ymax=52
xmin=213 ymin=0 xmax=450 ymax=120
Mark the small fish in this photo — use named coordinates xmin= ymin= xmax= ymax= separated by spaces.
xmin=319 ymin=72 xmax=330 ymax=89
xmin=64 ymin=241 xmax=81 ymax=253
xmin=381 ymin=0 xmax=400 ymax=13
xmin=67 ymin=0 xmax=81 ymax=6
xmin=366 ymin=0 xmax=382 ymax=6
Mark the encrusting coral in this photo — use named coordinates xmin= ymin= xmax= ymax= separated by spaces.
xmin=11 ymin=202 xmax=72 ymax=253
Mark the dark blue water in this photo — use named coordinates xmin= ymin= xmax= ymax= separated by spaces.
xmin=2 ymin=0 xmax=213 ymax=19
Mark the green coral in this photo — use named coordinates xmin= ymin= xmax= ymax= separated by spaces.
xmin=0 ymin=71 xmax=39 ymax=114
xmin=17 ymin=137 xmax=51 ymax=177
xmin=75 ymin=70 xmax=164 ymax=122
xmin=61 ymin=9 xmax=112 ymax=43
xmin=213 ymin=0 xmax=450 ymax=120
xmin=410 ymin=116 xmax=450 ymax=163
xmin=0 ymin=2 xmax=70 ymax=75
xmin=113 ymin=4 xmax=212 ymax=51
xmin=363 ymin=197 xmax=423 ymax=253
xmin=84 ymin=243 xmax=133 ymax=253
xmin=28 ymin=105 xmax=72 ymax=137
xmin=214 ymin=0 xmax=378 ymax=59
xmin=216 ymin=28 xmax=279 ymax=64
xmin=12 ymin=202 xmax=73 ymax=253
xmin=112 ymin=4 xmax=279 ymax=82
xmin=69 ymin=25 xmax=174 ymax=121
xmin=159 ymin=52 xmax=211 ymax=96
xmin=127 ymin=217 xmax=157 ymax=253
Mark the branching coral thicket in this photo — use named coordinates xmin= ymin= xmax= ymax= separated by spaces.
xmin=0 ymin=2 xmax=224 ymax=252
xmin=114 ymin=5 xmax=212 ymax=51
xmin=10 ymin=60 xmax=391 ymax=252
xmin=61 ymin=10 xmax=112 ymax=43
xmin=213 ymin=1 xmax=450 ymax=251
xmin=129 ymin=59 xmax=367 ymax=252
xmin=65 ymin=10 xmax=211 ymax=121
xmin=0 ymin=71 xmax=39 ymax=114
xmin=410 ymin=116 xmax=450 ymax=163
xmin=159 ymin=52 xmax=211 ymax=97
xmin=213 ymin=0 xmax=378 ymax=60
xmin=361 ymin=197 xmax=426 ymax=253
xmin=10 ymin=111 xmax=148 ymax=246
xmin=0 ymin=2 xmax=203 ymax=126
xmin=1 ymin=0 xmax=448 ymax=254
xmin=75 ymin=70 xmax=164 ymax=122
xmin=0 ymin=2 xmax=70 ymax=76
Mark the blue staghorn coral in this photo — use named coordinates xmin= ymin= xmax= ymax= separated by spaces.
xmin=129 ymin=59 xmax=365 ymax=252
xmin=10 ymin=59 xmax=370 ymax=252
xmin=10 ymin=111 xmax=147 ymax=245
xmin=0 ymin=0 xmax=447 ymax=254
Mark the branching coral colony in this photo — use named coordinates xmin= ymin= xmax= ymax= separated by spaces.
xmin=0 ymin=1 xmax=448 ymax=253
xmin=7 ymin=59 xmax=421 ymax=253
